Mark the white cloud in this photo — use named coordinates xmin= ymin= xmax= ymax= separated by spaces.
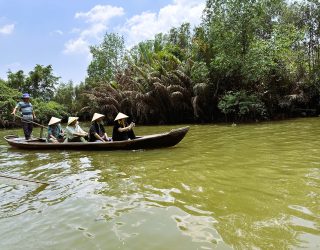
xmin=70 ymin=28 xmax=81 ymax=34
xmin=51 ymin=29 xmax=63 ymax=36
xmin=64 ymin=1 xmax=206 ymax=55
xmin=54 ymin=30 xmax=63 ymax=35
xmin=64 ymin=4 xmax=124 ymax=55
xmin=0 ymin=24 xmax=14 ymax=35
xmin=64 ymin=37 xmax=90 ymax=55
xmin=75 ymin=5 xmax=124 ymax=23
xmin=119 ymin=0 xmax=206 ymax=47
xmin=80 ymin=23 xmax=107 ymax=39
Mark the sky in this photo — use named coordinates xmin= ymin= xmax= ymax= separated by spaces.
xmin=0 ymin=0 xmax=206 ymax=84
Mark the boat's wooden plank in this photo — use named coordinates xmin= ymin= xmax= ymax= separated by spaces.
xmin=4 ymin=127 xmax=189 ymax=150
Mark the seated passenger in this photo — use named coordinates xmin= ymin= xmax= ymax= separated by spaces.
xmin=47 ymin=117 xmax=64 ymax=143
xmin=112 ymin=112 xmax=136 ymax=141
xmin=64 ymin=117 xmax=88 ymax=142
xmin=88 ymin=113 xmax=111 ymax=142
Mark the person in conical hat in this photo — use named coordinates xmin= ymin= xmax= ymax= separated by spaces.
xmin=88 ymin=113 xmax=111 ymax=142
xmin=64 ymin=116 xmax=88 ymax=142
xmin=114 ymin=112 xmax=128 ymax=121
xmin=112 ymin=112 xmax=136 ymax=141
xmin=67 ymin=117 xmax=78 ymax=125
xmin=47 ymin=117 xmax=64 ymax=143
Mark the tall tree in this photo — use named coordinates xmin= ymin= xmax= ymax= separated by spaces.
xmin=6 ymin=70 xmax=26 ymax=92
xmin=54 ymin=81 xmax=76 ymax=112
xmin=87 ymin=33 xmax=126 ymax=85
xmin=26 ymin=65 xmax=60 ymax=101
xmin=6 ymin=65 xmax=60 ymax=101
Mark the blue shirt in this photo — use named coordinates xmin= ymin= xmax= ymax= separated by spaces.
xmin=47 ymin=124 xmax=63 ymax=141
xmin=16 ymin=101 xmax=33 ymax=116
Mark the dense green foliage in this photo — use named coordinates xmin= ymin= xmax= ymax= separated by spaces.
xmin=79 ymin=0 xmax=320 ymax=124
xmin=1 ymin=0 xmax=319 ymax=127
xmin=0 ymin=65 xmax=68 ymax=127
xmin=87 ymin=33 xmax=126 ymax=86
xmin=7 ymin=65 xmax=59 ymax=101
xmin=0 ymin=80 xmax=21 ymax=127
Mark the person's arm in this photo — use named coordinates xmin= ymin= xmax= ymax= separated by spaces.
xmin=59 ymin=125 xmax=64 ymax=136
xmin=33 ymin=111 xmax=36 ymax=119
xmin=48 ymin=128 xmax=57 ymax=141
xmin=50 ymin=134 xmax=57 ymax=140
xmin=11 ymin=103 xmax=19 ymax=115
xmin=94 ymin=132 xmax=106 ymax=142
xmin=104 ymin=132 xmax=110 ymax=141
xmin=73 ymin=131 xmax=86 ymax=137
xmin=11 ymin=107 xmax=17 ymax=115
xmin=76 ymin=125 xmax=88 ymax=136
xmin=118 ymin=123 xmax=134 ymax=132
xmin=73 ymin=129 xmax=87 ymax=137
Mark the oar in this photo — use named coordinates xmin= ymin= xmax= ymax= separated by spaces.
xmin=0 ymin=173 xmax=50 ymax=185
xmin=13 ymin=114 xmax=47 ymax=138
xmin=13 ymin=114 xmax=47 ymax=128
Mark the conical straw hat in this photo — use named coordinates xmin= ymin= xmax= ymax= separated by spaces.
xmin=67 ymin=117 xmax=79 ymax=125
xmin=48 ymin=117 xmax=61 ymax=126
xmin=91 ymin=113 xmax=105 ymax=122
xmin=114 ymin=112 xmax=129 ymax=121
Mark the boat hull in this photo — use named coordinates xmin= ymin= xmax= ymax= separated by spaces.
xmin=4 ymin=127 xmax=189 ymax=151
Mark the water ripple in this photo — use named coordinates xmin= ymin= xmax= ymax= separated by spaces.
xmin=0 ymin=121 xmax=320 ymax=249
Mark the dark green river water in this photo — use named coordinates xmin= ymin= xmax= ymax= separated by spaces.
xmin=0 ymin=118 xmax=319 ymax=249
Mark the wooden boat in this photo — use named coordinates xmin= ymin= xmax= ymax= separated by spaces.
xmin=4 ymin=127 xmax=189 ymax=151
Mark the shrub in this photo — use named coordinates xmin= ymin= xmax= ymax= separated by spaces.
xmin=218 ymin=91 xmax=267 ymax=122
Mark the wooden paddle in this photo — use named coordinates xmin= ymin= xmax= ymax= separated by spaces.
xmin=13 ymin=114 xmax=47 ymax=128
xmin=13 ymin=114 xmax=47 ymax=138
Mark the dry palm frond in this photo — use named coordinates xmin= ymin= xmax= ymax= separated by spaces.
xmin=83 ymin=93 xmax=100 ymax=101
xmin=192 ymin=96 xmax=203 ymax=119
xmin=95 ymin=84 xmax=122 ymax=100
xmin=133 ymin=92 xmax=145 ymax=100
xmin=167 ymin=85 xmax=191 ymax=99
xmin=170 ymin=91 xmax=184 ymax=101
xmin=120 ymin=98 xmax=133 ymax=112
xmin=148 ymin=76 xmax=162 ymax=84
xmin=183 ymin=58 xmax=195 ymax=74
xmin=167 ymin=72 xmax=183 ymax=86
xmin=134 ymin=78 xmax=151 ymax=93
xmin=153 ymin=82 xmax=168 ymax=96
xmin=159 ymin=75 xmax=171 ymax=86
xmin=136 ymin=101 xmax=150 ymax=123
xmin=193 ymin=82 xmax=210 ymax=96
xmin=104 ymin=104 xmax=119 ymax=119
xmin=152 ymin=82 xmax=174 ymax=121
xmin=286 ymin=92 xmax=308 ymax=103
xmin=103 ymin=97 xmax=120 ymax=110
xmin=149 ymin=71 xmax=161 ymax=78
xmin=80 ymin=106 xmax=91 ymax=113
xmin=121 ymin=90 xmax=139 ymax=97
xmin=279 ymin=91 xmax=308 ymax=108
xmin=173 ymin=69 xmax=192 ymax=88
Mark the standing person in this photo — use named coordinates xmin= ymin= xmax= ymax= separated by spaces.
xmin=47 ymin=117 xmax=64 ymax=143
xmin=112 ymin=112 xmax=136 ymax=141
xmin=64 ymin=117 xmax=88 ymax=142
xmin=89 ymin=113 xmax=111 ymax=142
xmin=11 ymin=93 xmax=36 ymax=140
